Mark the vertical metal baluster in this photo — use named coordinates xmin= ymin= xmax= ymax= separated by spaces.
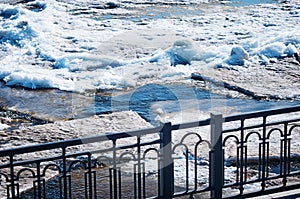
xmin=112 ymin=140 xmax=118 ymax=199
xmin=118 ymin=169 xmax=121 ymax=199
xmin=142 ymin=162 xmax=146 ymax=199
xmin=261 ymin=116 xmax=267 ymax=191
xmin=9 ymin=155 xmax=15 ymax=199
xmin=109 ymin=168 xmax=113 ymax=199
xmin=6 ymin=180 xmax=9 ymax=199
xmin=185 ymin=148 xmax=189 ymax=192
xmin=16 ymin=183 xmax=20 ymax=199
xmin=159 ymin=122 xmax=174 ymax=199
xmin=34 ymin=179 xmax=37 ymax=199
xmin=62 ymin=147 xmax=68 ymax=199
xmin=137 ymin=136 xmax=142 ymax=199
xmin=258 ymin=140 xmax=262 ymax=179
xmin=239 ymin=119 xmax=245 ymax=195
xmin=134 ymin=165 xmax=137 ymax=199
xmin=287 ymin=124 xmax=291 ymax=175
xmin=36 ymin=162 xmax=42 ymax=199
xmin=93 ymin=171 xmax=97 ymax=199
xmin=280 ymin=137 xmax=284 ymax=177
xmin=210 ymin=114 xmax=223 ymax=199
xmin=85 ymin=168 xmax=97 ymax=199
xmin=59 ymin=173 xmax=63 ymax=198
xmin=266 ymin=141 xmax=270 ymax=179
xmin=42 ymin=176 xmax=46 ymax=199
xmin=157 ymin=152 xmax=161 ymax=198
xmin=88 ymin=154 xmax=93 ymax=199
xmin=222 ymin=145 xmax=225 ymax=189
xmin=194 ymin=146 xmax=198 ymax=192
xmin=44 ymin=178 xmax=47 ymax=199
xmin=244 ymin=144 xmax=248 ymax=182
xmin=85 ymin=172 xmax=88 ymax=199
xmin=236 ymin=144 xmax=240 ymax=184
xmin=283 ymin=122 xmax=289 ymax=186
xmin=68 ymin=172 xmax=71 ymax=199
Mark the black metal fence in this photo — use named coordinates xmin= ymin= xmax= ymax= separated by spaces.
xmin=1 ymin=105 xmax=300 ymax=198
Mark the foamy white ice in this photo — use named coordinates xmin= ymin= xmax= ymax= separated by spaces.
xmin=0 ymin=0 xmax=299 ymax=92
xmin=0 ymin=123 xmax=9 ymax=130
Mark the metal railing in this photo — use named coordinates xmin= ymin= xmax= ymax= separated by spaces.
xmin=0 ymin=105 xmax=300 ymax=198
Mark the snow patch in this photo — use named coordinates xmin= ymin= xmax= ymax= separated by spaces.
xmin=0 ymin=123 xmax=9 ymax=130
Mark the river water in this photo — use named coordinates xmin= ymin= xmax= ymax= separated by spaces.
xmin=0 ymin=81 xmax=298 ymax=127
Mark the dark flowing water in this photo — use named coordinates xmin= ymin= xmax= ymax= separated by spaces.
xmin=1 ymin=82 xmax=299 ymax=127
xmin=94 ymin=84 xmax=300 ymax=124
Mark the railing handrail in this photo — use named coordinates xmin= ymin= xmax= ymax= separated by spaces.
xmin=0 ymin=124 xmax=164 ymax=157
xmin=1 ymin=105 xmax=300 ymax=157
xmin=172 ymin=105 xmax=300 ymax=130
xmin=224 ymin=104 xmax=300 ymax=122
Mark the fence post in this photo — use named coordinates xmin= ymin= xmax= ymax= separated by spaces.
xmin=210 ymin=113 xmax=224 ymax=199
xmin=159 ymin=122 xmax=174 ymax=199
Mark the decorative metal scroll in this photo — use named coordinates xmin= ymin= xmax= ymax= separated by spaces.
xmin=0 ymin=106 xmax=300 ymax=198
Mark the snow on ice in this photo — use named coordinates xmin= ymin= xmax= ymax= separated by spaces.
xmin=0 ymin=0 xmax=299 ymax=93
xmin=0 ymin=123 xmax=9 ymax=130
